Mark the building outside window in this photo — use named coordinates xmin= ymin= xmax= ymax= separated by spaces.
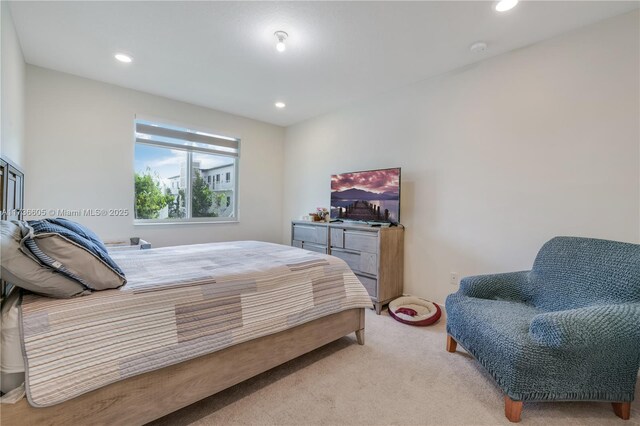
xmin=133 ymin=118 xmax=239 ymax=223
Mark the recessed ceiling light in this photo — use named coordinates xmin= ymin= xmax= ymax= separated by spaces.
xmin=114 ymin=53 xmax=133 ymax=63
xmin=470 ymin=42 xmax=488 ymax=53
xmin=275 ymin=102 xmax=286 ymax=109
xmin=274 ymin=31 xmax=288 ymax=52
xmin=495 ymin=0 xmax=518 ymax=12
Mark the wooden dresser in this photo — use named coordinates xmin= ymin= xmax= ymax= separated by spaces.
xmin=291 ymin=220 xmax=404 ymax=314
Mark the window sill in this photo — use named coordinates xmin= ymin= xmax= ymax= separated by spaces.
xmin=134 ymin=220 xmax=239 ymax=226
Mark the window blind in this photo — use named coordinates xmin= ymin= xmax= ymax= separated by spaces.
xmin=135 ymin=120 xmax=239 ymax=157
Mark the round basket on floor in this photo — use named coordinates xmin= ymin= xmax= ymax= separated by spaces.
xmin=388 ymin=296 xmax=441 ymax=326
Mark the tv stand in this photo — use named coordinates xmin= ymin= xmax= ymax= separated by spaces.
xmin=291 ymin=220 xmax=404 ymax=314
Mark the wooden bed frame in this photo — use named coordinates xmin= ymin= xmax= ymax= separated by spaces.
xmin=1 ymin=308 xmax=365 ymax=426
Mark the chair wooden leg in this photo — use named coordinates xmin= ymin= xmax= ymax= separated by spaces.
xmin=612 ymin=402 xmax=631 ymax=420
xmin=504 ymin=396 xmax=523 ymax=423
xmin=446 ymin=335 xmax=457 ymax=353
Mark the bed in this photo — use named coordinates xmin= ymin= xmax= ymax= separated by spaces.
xmin=1 ymin=237 xmax=371 ymax=425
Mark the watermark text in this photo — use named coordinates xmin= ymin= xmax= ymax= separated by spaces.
xmin=3 ymin=208 xmax=130 ymax=218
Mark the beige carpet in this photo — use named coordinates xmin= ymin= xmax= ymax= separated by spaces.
xmin=150 ymin=309 xmax=639 ymax=426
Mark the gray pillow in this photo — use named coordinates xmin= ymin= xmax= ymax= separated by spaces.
xmin=1 ymin=221 xmax=89 ymax=298
xmin=31 ymin=233 xmax=126 ymax=291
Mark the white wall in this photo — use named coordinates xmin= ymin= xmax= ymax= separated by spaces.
xmin=1 ymin=2 xmax=26 ymax=168
xmin=283 ymin=11 xmax=640 ymax=304
xmin=25 ymin=66 xmax=285 ymax=247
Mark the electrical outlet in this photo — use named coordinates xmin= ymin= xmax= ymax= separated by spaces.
xmin=450 ymin=272 xmax=459 ymax=286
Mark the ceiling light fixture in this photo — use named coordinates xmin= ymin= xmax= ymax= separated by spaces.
xmin=469 ymin=41 xmax=488 ymax=53
xmin=274 ymin=31 xmax=288 ymax=52
xmin=495 ymin=0 xmax=518 ymax=12
xmin=114 ymin=53 xmax=133 ymax=63
xmin=275 ymin=102 xmax=286 ymax=108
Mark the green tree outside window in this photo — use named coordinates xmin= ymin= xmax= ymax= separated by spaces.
xmin=192 ymin=171 xmax=216 ymax=217
xmin=134 ymin=169 xmax=173 ymax=219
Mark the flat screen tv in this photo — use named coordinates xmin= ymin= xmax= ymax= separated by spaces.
xmin=330 ymin=167 xmax=401 ymax=224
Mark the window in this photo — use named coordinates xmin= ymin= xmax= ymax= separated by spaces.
xmin=226 ymin=172 xmax=231 ymax=183
xmin=134 ymin=118 xmax=239 ymax=223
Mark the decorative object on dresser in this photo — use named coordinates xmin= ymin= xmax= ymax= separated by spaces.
xmin=316 ymin=207 xmax=330 ymax=222
xmin=291 ymin=220 xmax=404 ymax=314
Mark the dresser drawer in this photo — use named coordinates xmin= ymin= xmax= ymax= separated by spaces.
xmin=356 ymin=273 xmax=377 ymax=299
xmin=330 ymin=228 xmax=344 ymax=248
xmin=344 ymin=231 xmax=378 ymax=254
xmin=331 ymin=248 xmax=359 ymax=271
xmin=303 ymin=242 xmax=327 ymax=254
xmin=331 ymin=248 xmax=378 ymax=276
xmin=293 ymin=225 xmax=327 ymax=245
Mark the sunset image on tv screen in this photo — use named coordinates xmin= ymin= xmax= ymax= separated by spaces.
xmin=330 ymin=168 xmax=400 ymax=223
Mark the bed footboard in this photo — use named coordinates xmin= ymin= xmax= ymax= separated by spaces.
xmin=0 ymin=308 xmax=365 ymax=426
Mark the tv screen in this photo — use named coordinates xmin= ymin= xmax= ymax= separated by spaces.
xmin=330 ymin=167 xmax=401 ymax=224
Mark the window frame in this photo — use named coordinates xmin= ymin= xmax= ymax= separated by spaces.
xmin=133 ymin=116 xmax=240 ymax=226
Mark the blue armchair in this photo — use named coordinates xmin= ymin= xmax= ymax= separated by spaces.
xmin=445 ymin=237 xmax=640 ymax=422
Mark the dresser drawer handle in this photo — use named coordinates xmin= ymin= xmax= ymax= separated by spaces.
xmin=331 ymin=248 xmax=360 ymax=255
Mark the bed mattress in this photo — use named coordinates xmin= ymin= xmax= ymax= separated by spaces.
xmin=19 ymin=241 xmax=372 ymax=407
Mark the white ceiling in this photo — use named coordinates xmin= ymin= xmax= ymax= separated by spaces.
xmin=9 ymin=1 xmax=639 ymax=127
